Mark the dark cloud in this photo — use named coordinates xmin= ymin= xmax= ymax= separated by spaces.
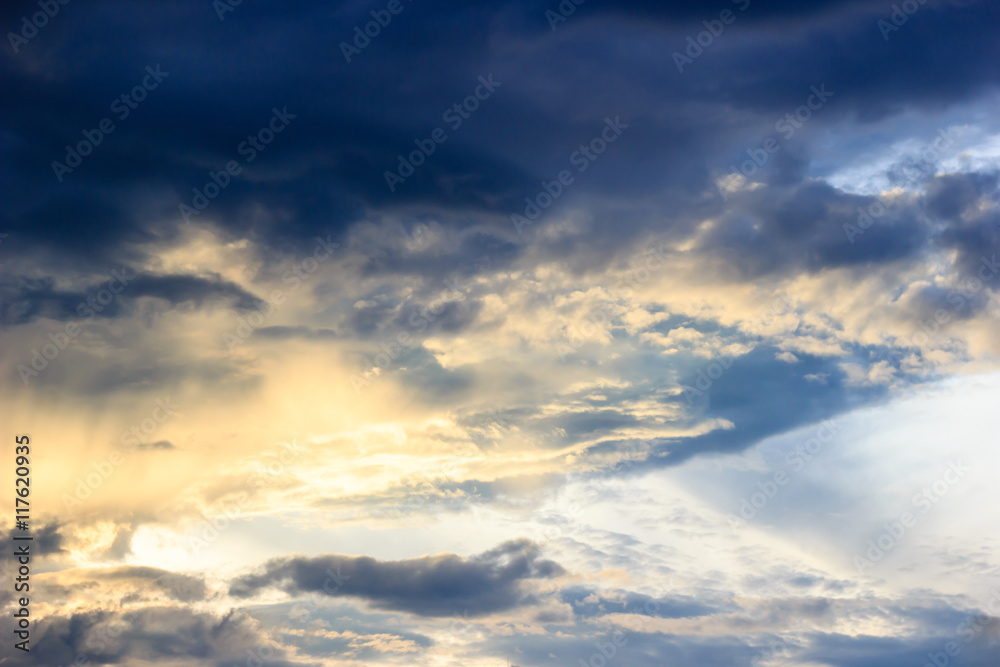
xmin=133 ymin=439 xmax=175 ymax=450
xmin=925 ymin=172 xmax=998 ymax=220
xmin=126 ymin=273 xmax=263 ymax=310
xmin=0 ymin=271 xmax=263 ymax=325
xmin=560 ymin=586 xmax=720 ymax=619
xmin=229 ymin=539 xmax=565 ymax=617
xmin=469 ymin=628 xmax=765 ymax=667
xmin=4 ymin=522 xmax=65 ymax=556
xmin=3 ymin=0 xmax=999 ymax=272
xmin=927 ymin=172 xmax=1000 ymax=280
xmin=254 ymin=325 xmax=340 ymax=340
xmin=589 ymin=0 xmax=889 ymax=24
xmin=660 ymin=346 xmax=889 ymax=464
xmin=91 ymin=566 xmax=208 ymax=602
xmin=29 ymin=607 xmax=307 ymax=667
xmin=700 ymin=181 xmax=929 ymax=279
xmin=799 ymin=629 xmax=1000 ymax=666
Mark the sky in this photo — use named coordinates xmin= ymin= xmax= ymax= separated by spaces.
xmin=1 ymin=0 xmax=1000 ymax=665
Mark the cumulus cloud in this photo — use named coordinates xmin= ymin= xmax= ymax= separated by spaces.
xmin=230 ymin=539 xmax=565 ymax=617
xmin=29 ymin=607 xmax=306 ymax=667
